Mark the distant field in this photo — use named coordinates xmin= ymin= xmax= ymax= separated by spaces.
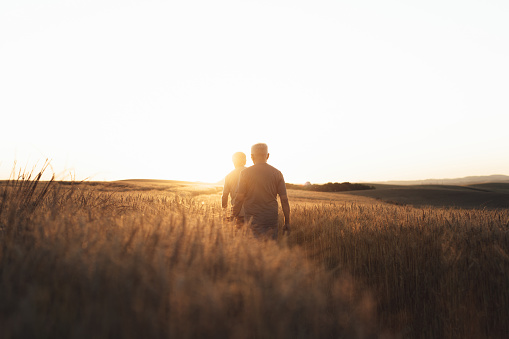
xmin=1 ymin=177 xmax=509 ymax=338
xmin=38 ymin=179 xmax=509 ymax=210
xmin=468 ymin=182 xmax=509 ymax=193
xmin=344 ymin=183 xmax=509 ymax=209
xmin=114 ymin=179 xmax=509 ymax=209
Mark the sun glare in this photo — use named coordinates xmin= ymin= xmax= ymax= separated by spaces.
xmin=1 ymin=1 xmax=508 ymax=182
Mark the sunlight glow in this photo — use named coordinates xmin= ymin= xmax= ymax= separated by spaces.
xmin=1 ymin=0 xmax=508 ymax=183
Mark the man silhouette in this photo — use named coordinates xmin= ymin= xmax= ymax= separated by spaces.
xmin=222 ymin=152 xmax=247 ymax=222
xmin=232 ymin=143 xmax=290 ymax=239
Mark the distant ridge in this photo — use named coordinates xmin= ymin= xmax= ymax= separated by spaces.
xmin=373 ymin=174 xmax=509 ymax=186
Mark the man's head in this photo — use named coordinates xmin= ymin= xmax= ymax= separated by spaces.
xmin=251 ymin=143 xmax=269 ymax=164
xmin=232 ymin=152 xmax=246 ymax=169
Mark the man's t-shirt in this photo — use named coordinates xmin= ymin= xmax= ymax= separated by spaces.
xmin=222 ymin=167 xmax=245 ymax=216
xmin=236 ymin=163 xmax=287 ymax=229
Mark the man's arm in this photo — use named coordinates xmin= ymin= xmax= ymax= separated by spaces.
xmin=232 ymin=192 xmax=245 ymax=218
xmin=232 ymin=171 xmax=246 ymax=218
xmin=280 ymin=195 xmax=290 ymax=225
xmin=280 ymin=195 xmax=291 ymax=234
xmin=221 ymin=182 xmax=230 ymax=209
xmin=277 ymin=173 xmax=290 ymax=233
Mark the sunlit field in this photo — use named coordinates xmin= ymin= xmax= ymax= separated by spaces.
xmin=1 ymin=172 xmax=509 ymax=338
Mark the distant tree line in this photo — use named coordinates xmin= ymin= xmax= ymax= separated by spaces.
xmin=286 ymin=182 xmax=375 ymax=192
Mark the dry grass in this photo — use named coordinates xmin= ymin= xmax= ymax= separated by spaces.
xmin=0 ymin=174 xmax=375 ymax=339
xmin=287 ymin=191 xmax=509 ymax=338
xmin=2 ymin=169 xmax=509 ymax=338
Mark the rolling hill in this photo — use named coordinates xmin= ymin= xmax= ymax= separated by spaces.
xmin=344 ymin=182 xmax=509 ymax=209
xmin=372 ymin=174 xmax=509 ymax=186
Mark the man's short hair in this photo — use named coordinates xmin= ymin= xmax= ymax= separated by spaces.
xmin=232 ymin=152 xmax=246 ymax=167
xmin=251 ymin=143 xmax=268 ymax=155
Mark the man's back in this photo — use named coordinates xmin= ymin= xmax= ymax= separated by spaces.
xmin=222 ymin=167 xmax=245 ymax=215
xmin=237 ymin=163 xmax=287 ymax=228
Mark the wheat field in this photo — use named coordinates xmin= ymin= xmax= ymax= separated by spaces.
xmin=1 ymin=172 xmax=508 ymax=338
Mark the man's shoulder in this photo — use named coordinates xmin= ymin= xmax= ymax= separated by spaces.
xmin=267 ymin=163 xmax=280 ymax=171
xmin=240 ymin=165 xmax=255 ymax=175
xmin=225 ymin=169 xmax=236 ymax=178
xmin=244 ymin=164 xmax=284 ymax=178
xmin=231 ymin=167 xmax=246 ymax=175
xmin=226 ymin=167 xmax=245 ymax=180
xmin=264 ymin=163 xmax=283 ymax=176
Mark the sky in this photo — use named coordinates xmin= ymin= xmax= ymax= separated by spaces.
xmin=1 ymin=0 xmax=508 ymax=184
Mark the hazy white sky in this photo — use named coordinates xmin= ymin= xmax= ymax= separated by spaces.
xmin=1 ymin=0 xmax=508 ymax=183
